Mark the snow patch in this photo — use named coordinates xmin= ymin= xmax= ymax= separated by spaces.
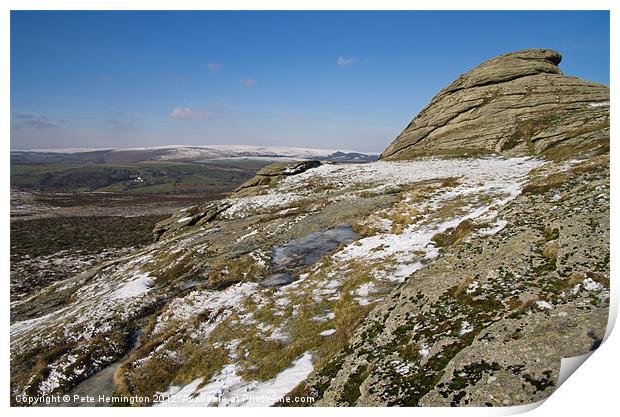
xmin=312 ymin=312 xmax=335 ymax=322
xmin=157 ymin=352 xmax=313 ymax=407
xmin=477 ymin=219 xmax=508 ymax=236
xmin=582 ymin=278 xmax=603 ymax=291
xmin=465 ymin=281 xmax=480 ymax=294
xmin=588 ymin=101 xmax=610 ymax=107
xmin=154 ymin=283 xmax=258 ymax=335
xmin=111 ymin=273 xmax=153 ymax=300
xmin=459 ymin=321 xmax=474 ymax=336
xmin=236 ymin=229 xmax=258 ymax=243
xmin=354 ymin=282 xmax=375 ymax=297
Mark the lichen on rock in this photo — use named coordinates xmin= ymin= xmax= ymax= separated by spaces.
xmin=380 ymin=48 xmax=609 ymax=160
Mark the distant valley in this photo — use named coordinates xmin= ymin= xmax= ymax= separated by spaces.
xmin=9 ymin=145 xmax=376 ymax=300
xmin=11 ymin=145 xmax=377 ymax=194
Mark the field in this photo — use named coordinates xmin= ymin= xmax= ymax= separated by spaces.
xmin=10 ymin=159 xmax=271 ymax=194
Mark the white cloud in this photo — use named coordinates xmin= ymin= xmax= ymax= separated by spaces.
xmin=337 ymin=56 xmax=359 ymax=67
xmin=240 ymin=78 xmax=256 ymax=87
xmin=12 ymin=113 xmax=61 ymax=129
xmin=168 ymin=107 xmax=210 ymax=120
xmin=207 ymin=62 xmax=223 ymax=72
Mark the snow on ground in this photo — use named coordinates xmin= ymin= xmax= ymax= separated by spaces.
xmin=11 ymin=250 xmax=160 ymax=353
xmin=355 ymin=282 xmax=375 ymax=297
xmin=222 ymin=192 xmax=302 ymax=219
xmin=582 ymin=278 xmax=604 ymax=291
xmin=477 ymin=219 xmax=508 ymax=236
xmin=465 ymin=281 xmax=480 ymax=295
xmin=312 ymin=311 xmax=336 ymax=322
xmin=330 ymin=157 xmax=542 ymax=283
xmin=459 ymin=321 xmax=475 ymax=336
xmin=419 ymin=344 xmax=430 ymax=357
xmin=37 ymin=354 xmax=79 ymax=395
xmin=11 ymin=155 xmax=544 ymax=399
xmin=286 ymin=157 xmax=539 ymax=195
xmin=536 ymin=301 xmax=553 ymax=310
xmin=236 ymin=229 xmax=259 ymax=243
xmin=154 ymin=283 xmax=259 ymax=336
xmin=111 ymin=273 xmax=153 ymax=300
xmin=154 ymin=145 xmax=341 ymax=161
xmin=157 ymin=352 xmax=313 ymax=407
xmin=10 ymin=311 xmax=57 ymax=340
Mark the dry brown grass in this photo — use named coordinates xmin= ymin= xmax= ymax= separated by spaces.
xmin=207 ymin=253 xmax=269 ymax=289
xmin=431 ymin=219 xmax=476 ymax=248
xmin=509 ymin=296 xmax=541 ymax=317
xmin=453 ymin=276 xmax=475 ymax=297
xmin=542 ymin=242 xmax=559 ymax=261
xmin=522 ymin=172 xmax=570 ymax=195
xmin=351 ymin=222 xmax=381 ymax=238
xmin=567 ymin=271 xmax=610 ymax=288
xmin=524 ymin=154 xmax=609 ymax=195
xmin=440 ymin=177 xmax=461 ymax=188
xmin=173 ymin=343 xmax=230 ymax=385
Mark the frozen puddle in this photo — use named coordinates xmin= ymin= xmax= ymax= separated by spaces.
xmin=260 ymin=226 xmax=358 ymax=287
xmin=272 ymin=226 xmax=358 ymax=269
xmin=156 ymin=352 xmax=313 ymax=407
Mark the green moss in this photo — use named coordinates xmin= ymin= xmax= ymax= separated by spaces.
xmin=587 ymin=218 xmax=600 ymax=231
xmin=339 ymin=364 xmax=369 ymax=405
xmin=543 ymin=227 xmax=560 ymax=242
xmin=439 ymin=361 xmax=502 ymax=402
xmin=523 ymin=370 xmax=554 ymax=393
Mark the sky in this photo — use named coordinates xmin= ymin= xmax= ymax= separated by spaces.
xmin=10 ymin=10 xmax=610 ymax=152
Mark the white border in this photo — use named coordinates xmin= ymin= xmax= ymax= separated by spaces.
xmin=2 ymin=1 xmax=616 ymax=416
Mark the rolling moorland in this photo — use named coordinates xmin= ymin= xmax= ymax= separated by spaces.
xmin=9 ymin=49 xmax=609 ymax=407
xmin=10 ymin=149 xmax=375 ymax=300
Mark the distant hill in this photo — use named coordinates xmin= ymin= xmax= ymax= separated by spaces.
xmin=11 ymin=145 xmax=378 ymax=165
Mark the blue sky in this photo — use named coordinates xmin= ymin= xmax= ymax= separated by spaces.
xmin=10 ymin=10 xmax=610 ymax=152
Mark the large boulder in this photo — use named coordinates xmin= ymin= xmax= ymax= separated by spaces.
xmin=152 ymin=160 xmax=323 ymax=240
xmin=152 ymin=200 xmax=230 ymax=241
xmin=234 ymin=160 xmax=322 ymax=193
xmin=380 ymin=49 xmax=609 ymax=160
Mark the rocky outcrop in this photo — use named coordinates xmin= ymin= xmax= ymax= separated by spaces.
xmin=152 ymin=160 xmax=323 ymax=239
xmin=152 ymin=201 xmax=230 ymax=241
xmin=235 ymin=160 xmax=322 ymax=194
xmin=295 ymin=155 xmax=609 ymax=406
xmin=381 ymin=49 xmax=609 ymax=160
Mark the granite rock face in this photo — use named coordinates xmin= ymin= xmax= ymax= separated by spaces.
xmin=152 ymin=201 xmax=230 ymax=241
xmin=381 ymin=49 xmax=609 ymax=160
xmin=235 ymin=160 xmax=322 ymax=193
xmin=296 ymin=156 xmax=609 ymax=406
xmin=153 ymin=160 xmax=323 ymax=240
